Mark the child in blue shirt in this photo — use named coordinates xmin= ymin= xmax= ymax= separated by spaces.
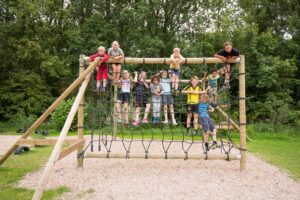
xmin=198 ymin=94 xmax=218 ymax=151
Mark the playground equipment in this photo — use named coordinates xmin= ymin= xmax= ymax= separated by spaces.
xmin=0 ymin=55 xmax=246 ymax=200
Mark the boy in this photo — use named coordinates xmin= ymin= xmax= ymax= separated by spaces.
xmin=199 ymin=94 xmax=218 ymax=151
xmin=182 ymin=76 xmax=206 ymax=135
xmin=206 ymin=68 xmax=220 ymax=107
xmin=214 ymin=42 xmax=240 ymax=89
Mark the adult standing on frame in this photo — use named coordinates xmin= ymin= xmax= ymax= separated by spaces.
xmin=108 ymin=41 xmax=125 ymax=81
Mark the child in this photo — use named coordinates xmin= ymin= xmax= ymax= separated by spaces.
xmin=182 ymin=76 xmax=206 ymax=135
xmin=214 ymin=42 xmax=240 ymax=89
xmin=150 ymin=75 xmax=163 ymax=124
xmin=160 ymin=70 xmax=177 ymax=125
xmin=169 ymin=47 xmax=185 ymax=92
xmin=108 ymin=41 xmax=125 ymax=82
xmin=116 ymin=70 xmax=132 ymax=124
xmin=206 ymin=68 xmax=220 ymax=106
xmin=84 ymin=46 xmax=109 ymax=92
xmin=198 ymin=94 xmax=218 ymax=151
xmin=132 ymin=71 xmax=151 ymax=126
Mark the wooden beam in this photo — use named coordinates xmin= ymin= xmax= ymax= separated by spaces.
xmin=0 ymin=58 xmax=100 ymax=166
xmin=215 ymin=106 xmax=240 ymax=131
xmin=77 ymin=54 xmax=85 ymax=168
xmin=16 ymin=138 xmax=79 ymax=146
xmin=85 ymin=152 xmax=241 ymax=160
xmin=239 ymin=55 xmax=247 ymax=171
xmin=101 ymin=57 xmax=240 ymax=64
xmin=32 ymin=73 xmax=91 ymax=200
xmin=57 ymin=139 xmax=85 ymax=161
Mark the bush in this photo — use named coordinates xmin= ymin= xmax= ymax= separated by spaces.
xmin=50 ymin=97 xmax=90 ymax=130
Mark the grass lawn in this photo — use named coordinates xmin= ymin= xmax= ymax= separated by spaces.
xmin=0 ymin=146 xmax=69 ymax=200
xmin=245 ymin=124 xmax=300 ymax=181
xmin=0 ymin=123 xmax=299 ymax=200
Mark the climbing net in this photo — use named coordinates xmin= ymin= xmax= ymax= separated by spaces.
xmin=81 ymin=61 xmax=243 ymax=160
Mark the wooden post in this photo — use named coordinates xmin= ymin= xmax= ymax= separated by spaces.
xmin=32 ymin=73 xmax=91 ymax=200
xmin=77 ymin=54 xmax=85 ymax=168
xmin=239 ymin=55 xmax=247 ymax=170
xmin=0 ymin=57 xmax=100 ymax=166
xmin=113 ymin=84 xmax=118 ymax=140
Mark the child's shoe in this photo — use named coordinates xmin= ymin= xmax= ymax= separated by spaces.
xmin=132 ymin=120 xmax=140 ymax=126
xmin=193 ymin=130 xmax=199 ymax=135
xmin=100 ymin=85 xmax=106 ymax=92
xmin=205 ymin=143 xmax=209 ymax=152
xmin=186 ymin=128 xmax=190 ymax=136
xmin=172 ymin=119 xmax=177 ymax=126
xmin=212 ymin=141 xmax=220 ymax=149
xmin=142 ymin=118 xmax=148 ymax=123
xmin=152 ymin=117 xmax=157 ymax=124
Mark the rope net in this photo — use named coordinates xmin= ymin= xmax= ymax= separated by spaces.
xmin=81 ymin=61 xmax=243 ymax=160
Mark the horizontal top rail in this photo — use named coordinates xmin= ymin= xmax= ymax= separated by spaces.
xmin=85 ymin=56 xmax=242 ymax=65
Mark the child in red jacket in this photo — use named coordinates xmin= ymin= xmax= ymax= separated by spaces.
xmin=85 ymin=46 xmax=109 ymax=92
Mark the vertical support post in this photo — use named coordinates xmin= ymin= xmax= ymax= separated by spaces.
xmin=239 ymin=55 xmax=247 ymax=170
xmin=113 ymin=84 xmax=118 ymax=140
xmin=77 ymin=54 xmax=85 ymax=167
xmin=32 ymin=73 xmax=91 ymax=200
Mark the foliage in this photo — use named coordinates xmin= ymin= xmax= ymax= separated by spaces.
xmin=0 ymin=0 xmax=299 ymax=125
xmin=49 ymin=97 xmax=90 ymax=130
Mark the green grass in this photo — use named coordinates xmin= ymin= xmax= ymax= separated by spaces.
xmin=245 ymin=124 xmax=300 ymax=181
xmin=0 ymin=123 xmax=299 ymax=200
xmin=0 ymin=146 xmax=69 ymax=200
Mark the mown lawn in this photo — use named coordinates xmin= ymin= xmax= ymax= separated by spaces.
xmin=245 ymin=124 xmax=300 ymax=180
xmin=0 ymin=146 xmax=69 ymax=200
xmin=0 ymin=123 xmax=299 ymax=200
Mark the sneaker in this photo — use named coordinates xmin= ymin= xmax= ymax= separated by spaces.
xmin=132 ymin=120 xmax=140 ymax=126
xmin=205 ymin=143 xmax=209 ymax=152
xmin=186 ymin=128 xmax=190 ymax=136
xmin=194 ymin=130 xmax=199 ymax=135
xmin=117 ymin=119 xmax=123 ymax=123
xmin=152 ymin=117 xmax=157 ymax=124
xmin=163 ymin=120 xmax=168 ymax=124
xmin=172 ymin=119 xmax=177 ymax=126
xmin=211 ymin=102 xmax=218 ymax=108
xmin=100 ymin=86 xmax=106 ymax=92
xmin=212 ymin=141 xmax=220 ymax=149
xmin=142 ymin=118 xmax=148 ymax=123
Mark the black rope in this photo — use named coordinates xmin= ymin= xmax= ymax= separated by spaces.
xmin=85 ymin=58 xmax=244 ymax=160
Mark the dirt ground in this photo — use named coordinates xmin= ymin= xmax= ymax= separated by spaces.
xmin=1 ymin=135 xmax=300 ymax=200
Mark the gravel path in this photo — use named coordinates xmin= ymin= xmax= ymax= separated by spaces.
xmin=1 ymin=135 xmax=299 ymax=200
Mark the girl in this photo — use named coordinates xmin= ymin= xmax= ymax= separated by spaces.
xmin=116 ymin=70 xmax=132 ymax=124
xmin=85 ymin=46 xmax=109 ymax=92
xmin=160 ymin=70 xmax=177 ymax=125
xmin=150 ymin=75 xmax=163 ymax=124
xmin=108 ymin=41 xmax=125 ymax=81
xmin=132 ymin=71 xmax=151 ymax=126
xmin=169 ymin=47 xmax=185 ymax=92
xmin=182 ymin=76 xmax=206 ymax=135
